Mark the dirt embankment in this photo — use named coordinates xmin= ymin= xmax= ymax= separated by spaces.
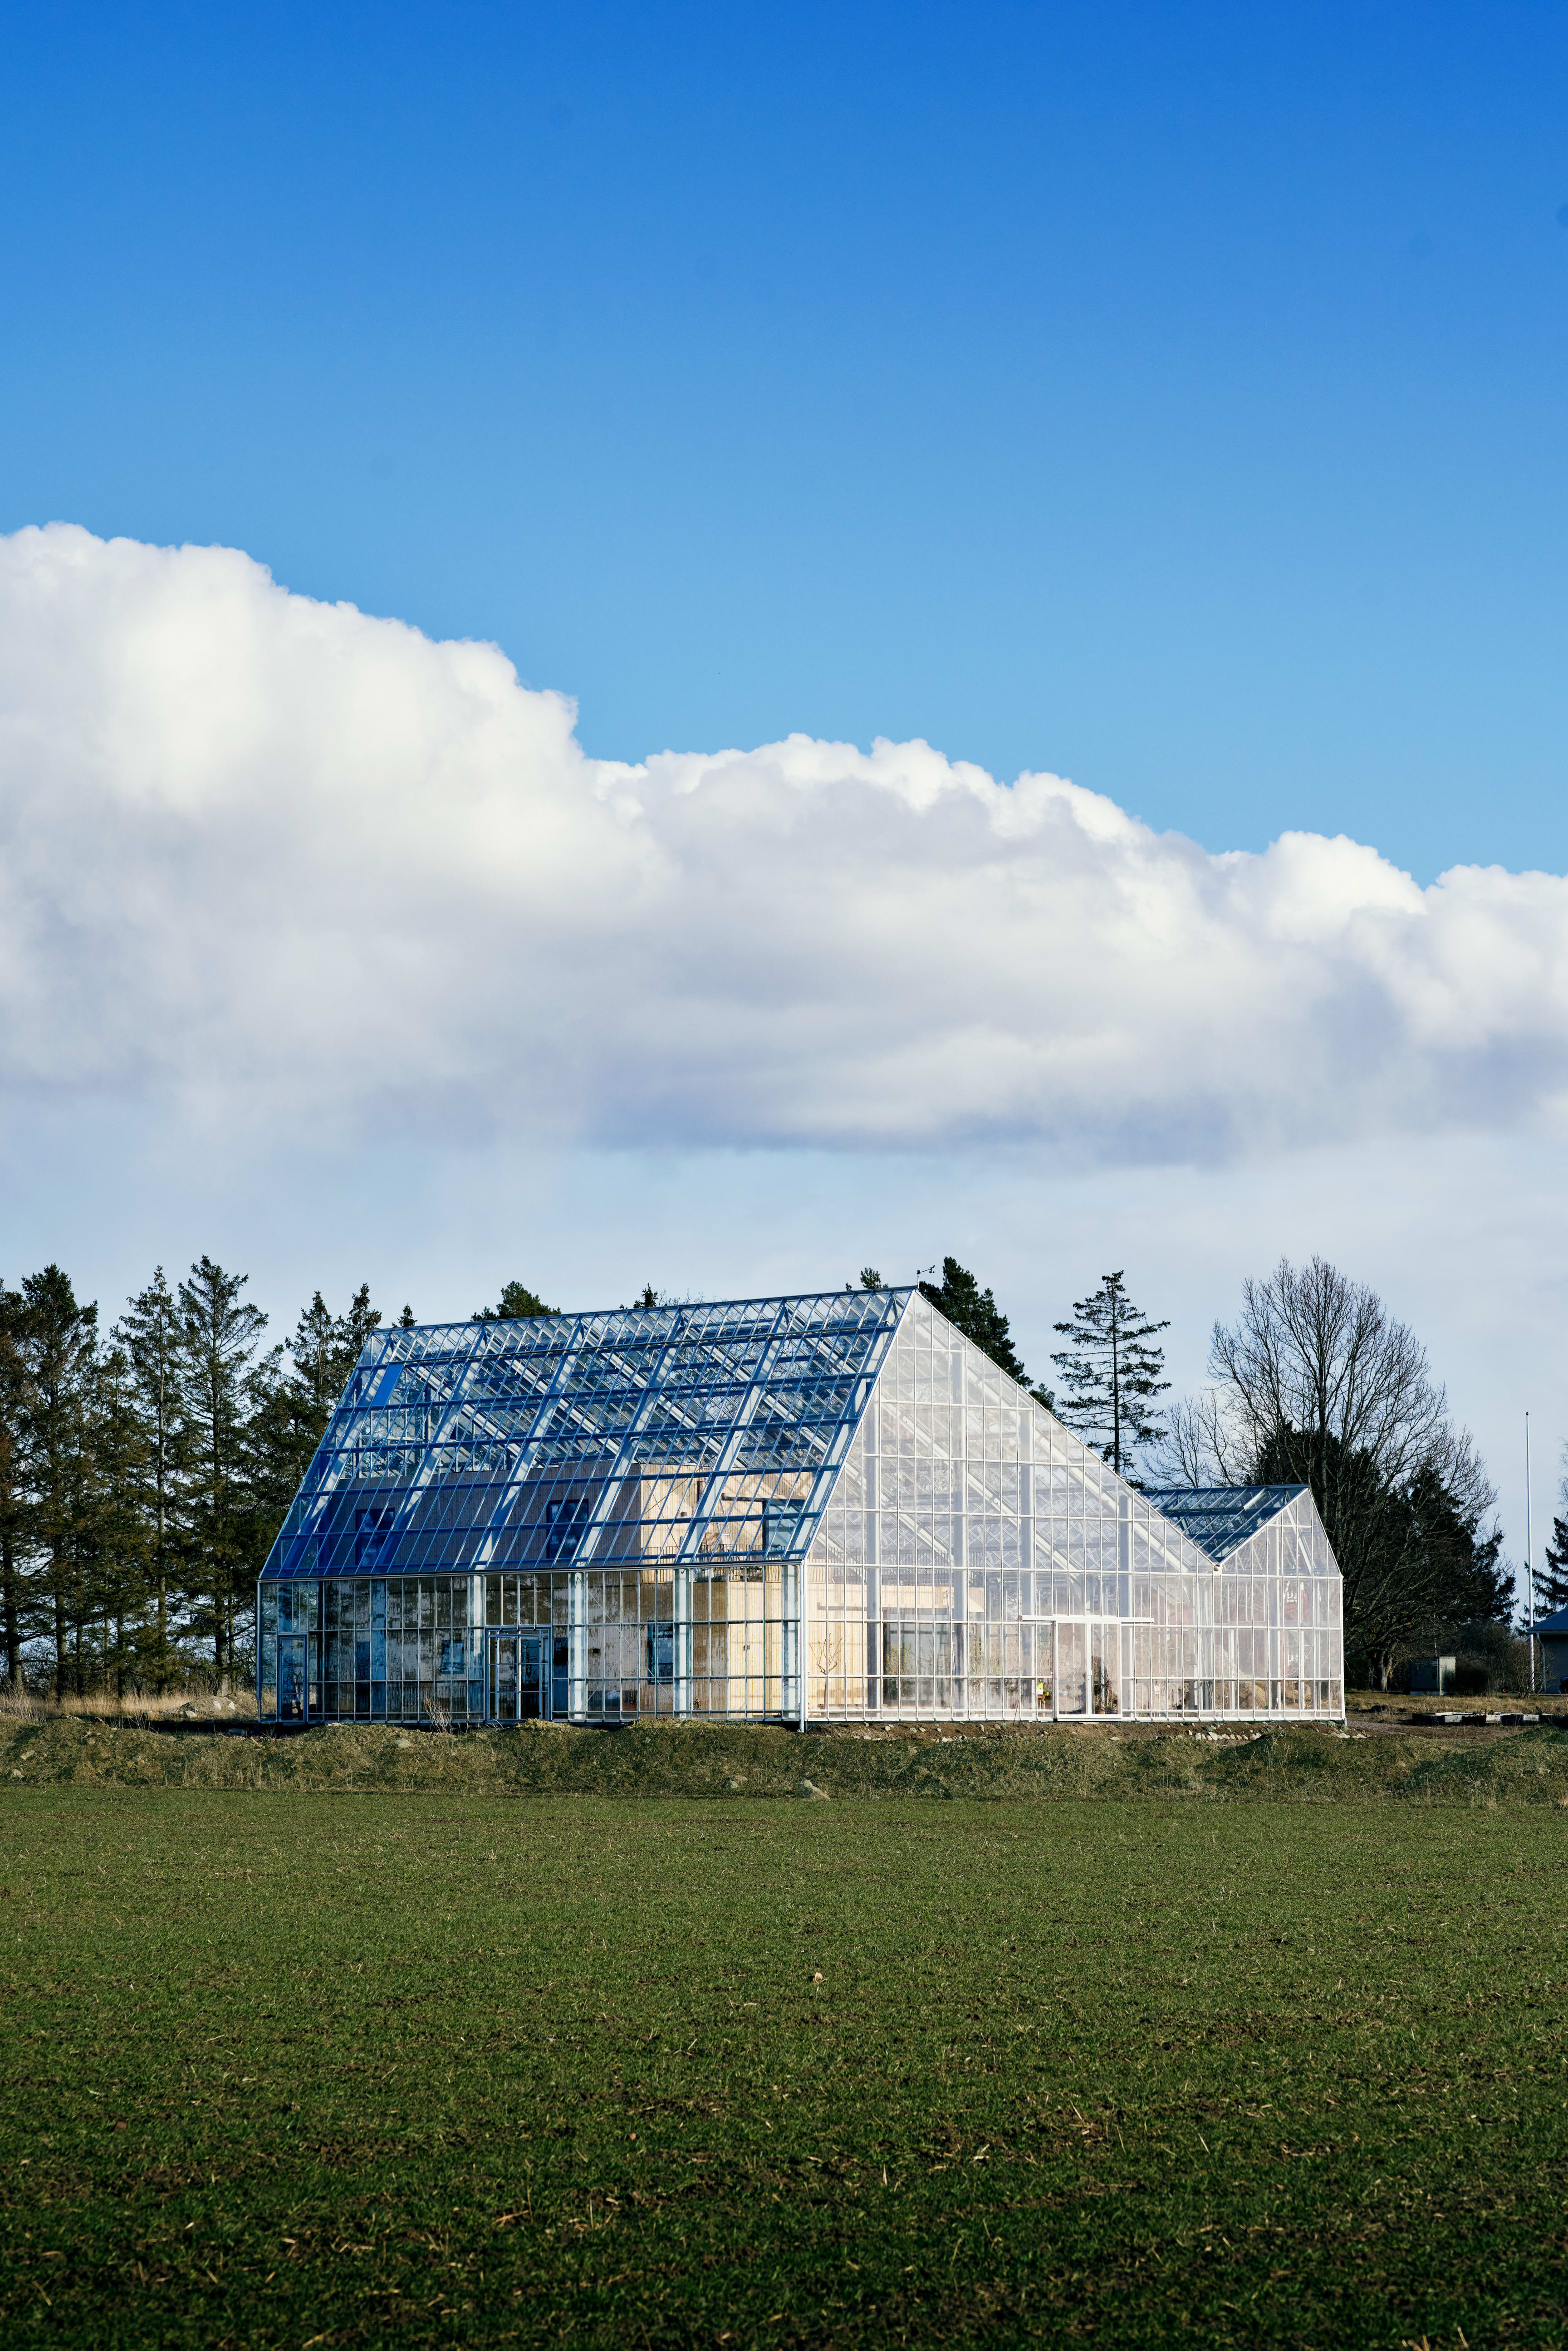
xmin=4 ymin=1711 xmax=1568 ymax=1807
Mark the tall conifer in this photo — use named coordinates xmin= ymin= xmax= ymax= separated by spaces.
xmin=176 ymin=1258 xmax=271 ymax=1682
xmin=117 ymin=1269 xmax=185 ymax=1686
xmin=0 ymin=1283 xmax=27 ymax=1690
xmin=1539 ymin=1485 xmax=1568 ymax=1617
xmin=14 ymin=1269 xmax=101 ymax=1695
xmin=1051 ymin=1272 xmax=1170 ymax=1475
xmin=918 ymin=1259 xmax=1032 ymax=1386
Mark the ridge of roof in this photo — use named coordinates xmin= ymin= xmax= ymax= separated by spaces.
xmin=377 ymin=1287 xmax=918 ymax=1339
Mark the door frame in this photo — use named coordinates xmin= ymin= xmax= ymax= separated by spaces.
xmin=488 ymin=1626 xmax=552 ymax=1724
xmin=278 ymin=1633 xmax=308 ymax=1723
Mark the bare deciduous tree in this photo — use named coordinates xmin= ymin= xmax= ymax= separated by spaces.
xmin=1210 ymin=1256 xmax=1451 ymax=1491
xmin=1157 ymin=1391 xmax=1247 ymax=1487
xmin=1161 ymin=1257 xmax=1499 ymax=1685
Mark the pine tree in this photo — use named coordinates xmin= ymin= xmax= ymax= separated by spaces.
xmin=176 ymin=1258 xmax=272 ymax=1684
xmin=289 ymin=1291 xmax=338 ymax=1420
xmin=289 ymin=1284 xmax=379 ymax=1419
xmin=250 ymin=1286 xmax=387 ymax=1572
xmin=474 ymin=1281 xmax=554 ymax=1321
xmin=116 ymin=1269 xmax=185 ymax=1688
xmin=918 ymin=1258 xmax=1043 ymax=1393
xmin=78 ymin=1341 xmax=152 ymax=1697
xmin=0 ymin=1284 xmax=25 ymax=1690
xmin=245 ymin=1370 xmax=319 ymax=1581
xmin=14 ymin=1268 xmax=101 ymax=1696
xmin=1398 ymin=1455 xmax=1513 ymax=1624
xmin=1539 ymin=1489 xmax=1568 ymax=1616
xmin=2 ymin=1270 xmax=159 ymax=1697
xmin=1050 ymin=1272 xmax=1170 ymax=1475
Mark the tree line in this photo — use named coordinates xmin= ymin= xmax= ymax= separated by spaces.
xmin=0 ymin=1248 xmax=1536 ymax=1696
xmin=0 ymin=1262 xmax=402 ymax=1695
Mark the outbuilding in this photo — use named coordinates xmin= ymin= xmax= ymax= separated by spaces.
xmin=255 ymin=1287 xmax=1345 ymax=1729
xmin=1534 ymin=1604 xmax=1568 ymax=1695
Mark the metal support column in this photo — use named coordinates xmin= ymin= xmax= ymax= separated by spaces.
xmin=568 ymin=1569 xmax=588 ymax=1718
xmin=782 ymin=1556 xmax=801 ymax=1727
xmin=674 ymin=1563 xmax=693 ymax=1716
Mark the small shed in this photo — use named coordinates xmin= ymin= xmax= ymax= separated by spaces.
xmin=1534 ymin=1605 xmax=1568 ymax=1695
xmin=1410 ymin=1655 xmax=1458 ymax=1695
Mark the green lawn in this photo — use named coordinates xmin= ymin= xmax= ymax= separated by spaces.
xmin=3 ymin=1789 xmax=1566 ymax=2347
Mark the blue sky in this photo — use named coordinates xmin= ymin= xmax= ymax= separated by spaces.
xmin=4 ymin=0 xmax=1567 ymax=876
xmin=3 ymin=0 xmax=1568 ymax=1568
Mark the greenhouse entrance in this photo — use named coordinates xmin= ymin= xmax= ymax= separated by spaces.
xmin=488 ymin=1629 xmax=553 ymax=1724
xmin=279 ymin=1636 xmax=307 ymax=1722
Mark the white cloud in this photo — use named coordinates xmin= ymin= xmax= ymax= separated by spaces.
xmin=4 ymin=520 xmax=1568 ymax=1164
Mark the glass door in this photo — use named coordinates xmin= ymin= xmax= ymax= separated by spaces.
xmin=517 ymin=1631 xmax=547 ymax=1719
xmin=490 ymin=1630 xmax=551 ymax=1723
xmin=1055 ymin=1622 xmax=1087 ymax=1716
xmin=278 ymin=1635 xmax=307 ymax=1722
xmin=490 ymin=1632 xmax=518 ymax=1724
xmin=1090 ymin=1623 xmax=1121 ymax=1715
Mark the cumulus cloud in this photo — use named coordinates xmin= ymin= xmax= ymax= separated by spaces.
xmin=3 ymin=521 xmax=1568 ymax=1164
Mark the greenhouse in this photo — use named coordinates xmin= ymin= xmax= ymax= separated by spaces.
xmin=255 ymin=1287 xmax=1345 ymax=1727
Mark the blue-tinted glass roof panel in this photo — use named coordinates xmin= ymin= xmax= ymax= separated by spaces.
xmin=261 ymin=1288 xmax=911 ymax=1578
xmin=1142 ymin=1485 xmax=1307 ymax=1564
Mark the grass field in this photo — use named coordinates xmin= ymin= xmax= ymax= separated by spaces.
xmin=4 ymin=1769 xmax=1568 ymax=2347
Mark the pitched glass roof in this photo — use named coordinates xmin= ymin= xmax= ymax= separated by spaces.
xmin=262 ymin=1288 xmax=911 ymax=1578
xmin=1142 ymin=1485 xmax=1308 ymax=1564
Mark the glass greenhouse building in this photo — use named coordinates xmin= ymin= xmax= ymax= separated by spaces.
xmin=256 ymin=1288 xmax=1345 ymax=1728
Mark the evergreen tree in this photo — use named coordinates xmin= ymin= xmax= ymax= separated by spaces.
xmin=176 ymin=1258 xmax=272 ymax=1683
xmin=337 ymin=1281 xmax=382 ymax=1374
xmin=14 ymin=1268 xmax=101 ymax=1697
xmin=77 ymin=1341 xmax=152 ymax=1696
xmin=474 ymin=1281 xmax=554 ymax=1321
xmin=249 ymin=1285 xmax=386 ymax=1570
xmin=0 ymin=1284 xmax=24 ymax=1689
xmin=918 ymin=1259 xmax=1039 ymax=1391
xmin=3 ymin=1270 xmax=157 ymax=1696
xmin=116 ymin=1269 xmax=185 ymax=1686
xmin=1405 ymin=1459 xmax=1513 ymax=1623
xmin=289 ymin=1283 xmax=380 ymax=1418
xmin=1254 ymin=1424 xmax=1510 ymax=1683
xmin=1539 ymin=1477 xmax=1568 ymax=1616
xmin=1050 ymin=1272 xmax=1170 ymax=1475
xmin=2 ymin=1261 xmax=401 ymax=1694
xmin=242 ymin=1363 xmax=317 ymax=1586
xmin=289 ymin=1290 xmax=339 ymax=1420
